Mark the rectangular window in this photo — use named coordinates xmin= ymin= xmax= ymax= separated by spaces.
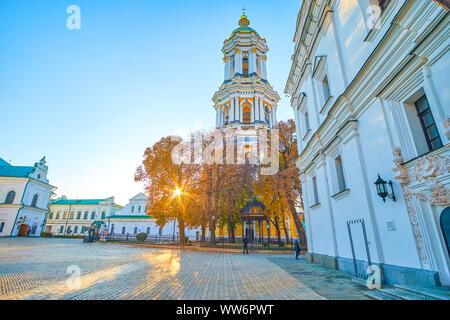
xmin=335 ymin=156 xmax=347 ymax=193
xmin=122 ymin=226 xmax=126 ymax=234
xmin=49 ymin=212 xmax=53 ymax=220
xmin=70 ymin=212 xmax=74 ymax=220
xmin=101 ymin=212 xmax=106 ymax=219
xmin=322 ymin=75 xmax=331 ymax=103
xmin=84 ymin=212 xmax=88 ymax=220
xmin=76 ymin=212 xmax=81 ymax=220
xmin=91 ymin=212 xmax=96 ymax=220
xmin=56 ymin=212 xmax=60 ymax=219
xmin=74 ymin=226 xmax=78 ymax=234
xmin=59 ymin=226 xmax=64 ymax=233
xmin=312 ymin=176 xmax=319 ymax=205
xmin=305 ymin=112 xmax=310 ymax=132
xmin=63 ymin=212 xmax=68 ymax=219
xmin=0 ymin=222 xmax=4 ymax=233
xmin=415 ymin=95 xmax=443 ymax=152
xmin=81 ymin=226 xmax=86 ymax=233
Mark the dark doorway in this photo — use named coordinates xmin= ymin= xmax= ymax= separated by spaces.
xmin=440 ymin=207 xmax=450 ymax=258
xmin=18 ymin=224 xmax=29 ymax=237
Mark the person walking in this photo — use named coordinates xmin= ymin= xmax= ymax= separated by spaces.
xmin=243 ymin=235 xmax=249 ymax=254
xmin=294 ymin=238 xmax=301 ymax=260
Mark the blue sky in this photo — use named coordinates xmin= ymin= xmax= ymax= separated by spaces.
xmin=0 ymin=0 xmax=300 ymax=205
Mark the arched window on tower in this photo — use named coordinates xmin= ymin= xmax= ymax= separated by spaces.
xmin=242 ymin=57 xmax=249 ymax=77
xmin=31 ymin=194 xmax=39 ymax=207
xmin=242 ymin=102 xmax=251 ymax=124
xmin=224 ymin=106 xmax=229 ymax=125
xmin=264 ymin=106 xmax=271 ymax=124
xmin=5 ymin=191 xmax=15 ymax=204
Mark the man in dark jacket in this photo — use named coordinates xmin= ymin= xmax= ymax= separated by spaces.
xmin=243 ymin=236 xmax=249 ymax=254
xmin=294 ymin=238 xmax=301 ymax=259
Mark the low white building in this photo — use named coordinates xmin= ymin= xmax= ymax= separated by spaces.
xmin=0 ymin=157 xmax=55 ymax=237
xmin=46 ymin=196 xmax=119 ymax=235
xmin=286 ymin=0 xmax=449 ymax=286
xmin=107 ymin=193 xmax=201 ymax=241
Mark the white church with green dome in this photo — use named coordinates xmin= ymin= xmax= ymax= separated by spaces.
xmin=0 ymin=157 xmax=54 ymax=237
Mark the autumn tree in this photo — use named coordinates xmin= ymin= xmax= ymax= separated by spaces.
xmin=135 ymin=136 xmax=200 ymax=245
xmin=255 ymin=120 xmax=307 ymax=245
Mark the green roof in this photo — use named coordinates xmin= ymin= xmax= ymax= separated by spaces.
xmin=0 ymin=158 xmax=11 ymax=166
xmin=230 ymin=27 xmax=260 ymax=38
xmin=51 ymin=199 xmax=109 ymax=205
xmin=0 ymin=165 xmax=34 ymax=178
xmin=108 ymin=215 xmax=153 ymax=220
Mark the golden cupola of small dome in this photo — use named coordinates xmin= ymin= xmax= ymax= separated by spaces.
xmin=238 ymin=14 xmax=250 ymax=27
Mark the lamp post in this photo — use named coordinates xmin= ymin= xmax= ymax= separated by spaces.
xmin=374 ymin=174 xmax=396 ymax=202
xmin=266 ymin=221 xmax=270 ymax=245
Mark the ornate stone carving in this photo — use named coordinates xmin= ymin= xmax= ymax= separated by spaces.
xmin=415 ymin=179 xmax=450 ymax=206
xmin=392 ymin=147 xmax=450 ymax=266
xmin=393 ymin=147 xmax=410 ymax=185
xmin=412 ymin=154 xmax=449 ymax=183
xmin=444 ymin=116 xmax=450 ymax=140
xmin=401 ymin=187 xmax=428 ymax=263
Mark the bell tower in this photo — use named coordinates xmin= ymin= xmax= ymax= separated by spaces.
xmin=212 ymin=12 xmax=280 ymax=131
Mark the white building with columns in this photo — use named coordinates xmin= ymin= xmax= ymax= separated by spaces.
xmin=0 ymin=157 xmax=55 ymax=237
xmin=286 ymin=0 xmax=449 ymax=287
xmin=212 ymin=12 xmax=280 ymax=140
xmin=47 ymin=196 xmax=119 ymax=235
xmin=107 ymin=193 xmax=202 ymax=241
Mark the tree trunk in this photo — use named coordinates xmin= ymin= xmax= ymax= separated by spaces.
xmin=282 ymin=218 xmax=290 ymax=244
xmin=201 ymin=225 xmax=206 ymax=242
xmin=228 ymin=215 xmax=236 ymax=243
xmin=287 ymin=199 xmax=307 ymax=246
xmin=273 ymin=217 xmax=281 ymax=243
xmin=178 ymin=215 xmax=185 ymax=246
xmin=209 ymin=220 xmax=216 ymax=246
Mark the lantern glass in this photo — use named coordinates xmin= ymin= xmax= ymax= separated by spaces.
xmin=375 ymin=175 xmax=388 ymax=199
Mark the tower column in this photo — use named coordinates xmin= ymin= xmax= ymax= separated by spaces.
xmin=230 ymin=98 xmax=235 ymax=123
xmin=259 ymin=99 xmax=264 ymax=123
xmin=262 ymin=56 xmax=267 ymax=80
xmin=216 ymin=108 xmax=220 ymax=128
xmin=249 ymin=50 xmax=256 ymax=75
xmin=251 ymin=100 xmax=255 ymax=123
xmin=238 ymin=98 xmax=242 ymax=122
xmin=224 ymin=57 xmax=231 ymax=81
xmin=272 ymin=108 xmax=277 ymax=126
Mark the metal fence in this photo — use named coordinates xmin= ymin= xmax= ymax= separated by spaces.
xmin=105 ymin=233 xmax=180 ymax=244
xmin=199 ymin=237 xmax=304 ymax=252
xmin=93 ymin=233 xmax=306 ymax=252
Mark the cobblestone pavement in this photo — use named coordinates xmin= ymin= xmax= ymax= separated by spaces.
xmin=267 ymin=256 xmax=371 ymax=300
xmin=0 ymin=238 xmax=325 ymax=300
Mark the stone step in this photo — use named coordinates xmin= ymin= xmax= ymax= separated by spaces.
xmin=379 ymin=288 xmax=429 ymax=300
xmin=364 ymin=290 xmax=401 ymax=300
xmin=393 ymin=284 xmax=450 ymax=300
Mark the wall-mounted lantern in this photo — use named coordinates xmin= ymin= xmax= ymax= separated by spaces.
xmin=374 ymin=174 xmax=396 ymax=203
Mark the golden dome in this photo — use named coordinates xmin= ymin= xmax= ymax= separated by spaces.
xmin=239 ymin=14 xmax=250 ymax=27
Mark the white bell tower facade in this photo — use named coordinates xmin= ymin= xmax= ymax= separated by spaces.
xmin=212 ymin=13 xmax=280 ymax=131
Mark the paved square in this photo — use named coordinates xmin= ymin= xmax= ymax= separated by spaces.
xmin=0 ymin=238 xmax=369 ymax=300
